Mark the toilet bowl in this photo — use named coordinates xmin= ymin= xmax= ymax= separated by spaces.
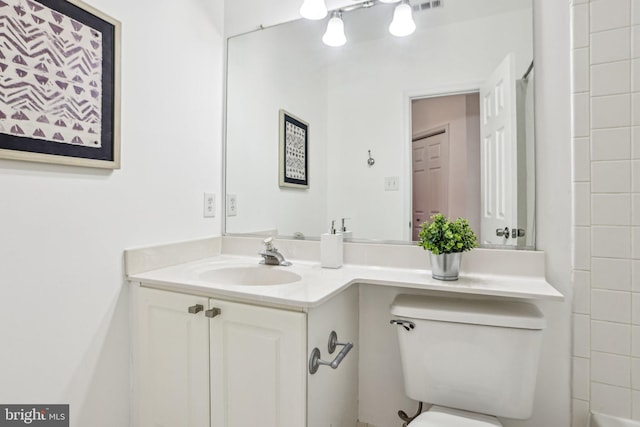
xmin=390 ymin=294 xmax=546 ymax=425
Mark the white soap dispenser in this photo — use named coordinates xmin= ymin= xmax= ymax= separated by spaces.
xmin=321 ymin=220 xmax=343 ymax=269
xmin=339 ymin=217 xmax=353 ymax=240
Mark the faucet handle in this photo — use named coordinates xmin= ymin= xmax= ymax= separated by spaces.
xmin=263 ymin=237 xmax=274 ymax=250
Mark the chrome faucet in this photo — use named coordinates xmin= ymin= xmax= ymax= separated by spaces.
xmin=259 ymin=237 xmax=292 ymax=266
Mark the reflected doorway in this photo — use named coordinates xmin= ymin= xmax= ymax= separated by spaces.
xmin=411 ymin=93 xmax=481 ymax=241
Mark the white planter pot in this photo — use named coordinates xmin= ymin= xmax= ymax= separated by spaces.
xmin=429 ymin=252 xmax=462 ymax=281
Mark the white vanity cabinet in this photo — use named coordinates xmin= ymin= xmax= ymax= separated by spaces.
xmin=133 ymin=286 xmax=306 ymax=427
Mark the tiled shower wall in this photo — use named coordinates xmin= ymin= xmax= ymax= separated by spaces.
xmin=571 ymin=0 xmax=640 ymax=425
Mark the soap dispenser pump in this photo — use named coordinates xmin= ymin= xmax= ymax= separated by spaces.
xmin=320 ymin=220 xmax=343 ymax=269
xmin=339 ymin=217 xmax=353 ymax=240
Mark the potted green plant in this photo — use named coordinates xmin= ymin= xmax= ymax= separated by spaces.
xmin=417 ymin=213 xmax=478 ymax=281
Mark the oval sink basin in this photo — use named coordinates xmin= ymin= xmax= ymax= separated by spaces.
xmin=198 ymin=266 xmax=301 ymax=286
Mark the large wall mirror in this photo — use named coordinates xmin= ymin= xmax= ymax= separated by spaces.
xmin=225 ymin=0 xmax=535 ymax=248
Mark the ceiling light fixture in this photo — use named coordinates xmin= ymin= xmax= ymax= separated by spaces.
xmin=300 ymin=0 xmax=328 ymax=20
xmin=389 ymin=0 xmax=416 ymax=37
xmin=322 ymin=11 xmax=347 ymax=47
xmin=301 ymin=0 xmax=419 ymax=46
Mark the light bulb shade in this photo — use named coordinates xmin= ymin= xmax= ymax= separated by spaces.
xmin=389 ymin=2 xmax=416 ymax=37
xmin=300 ymin=0 xmax=328 ymax=20
xmin=322 ymin=13 xmax=346 ymax=47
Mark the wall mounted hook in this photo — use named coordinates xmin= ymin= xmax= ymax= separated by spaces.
xmin=367 ymin=150 xmax=375 ymax=167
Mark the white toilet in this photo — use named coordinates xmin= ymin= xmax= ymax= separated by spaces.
xmin=390 ymin=294 xmax=546 ymax=427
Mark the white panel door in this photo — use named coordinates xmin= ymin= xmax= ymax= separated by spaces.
xmin=136 ymin=287 xmax=211 ymax=427
xmin=210 ymin=299 xmax=306 ymax=427
xmin=480 ymin=53 xmax=518 ymax=246
xmin=412 ymin=127 xmax=450 ymax=240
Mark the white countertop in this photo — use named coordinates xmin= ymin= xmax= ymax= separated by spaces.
xmin=127 ymin=254 xmax=564 ymax=309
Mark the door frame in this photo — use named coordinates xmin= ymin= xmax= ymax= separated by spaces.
xmin=402 ymin=83 xmax=482 ymax=241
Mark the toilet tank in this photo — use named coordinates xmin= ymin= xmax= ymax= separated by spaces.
xmin=390 ymin=294 xmax=545 ymax=420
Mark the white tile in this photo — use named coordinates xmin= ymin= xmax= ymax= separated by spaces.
xmin=634 ymin=261 xmax=640 ymax=293
xmin=633 ymin=195 xmax=640 ymax=226
xmin=574 ymin=356 xmax=590 ymax=399
xmin=634 ymin=3 xmax=640 ymax=25
xmin=634 ymin=127 xmax=640 ymax=159
xmin=574 ymin=270 xmax=592 ymax=313
xmin=592 ymin=226 xmax=632 ymax=258
xmin=592 ymin=161 xmax=631 ymax=193
xmin=634 ymin=59 xmax=640 ymax=92
xmin=573 ymin=48 xmax=590 ymax=93
xmin=634 ymin=358 xmax=640 ymax=389
xmin=633 ymin=326 xmax=640 ymax=357
xmin=592 ymin=61 xmax=631 ymax=96
xmin=574 ymin=93 xmax=591 ymax=138
xmin=634 ymin=93 xmax=640 ymax=127
xmin=575 ymin=183 xmax=591 ymax=226
xmin=592 ymin=351 xmax=631 ymax=387
xmin=633 ymin=390 xmax=640 ymax=421
xmin=575 ymin=227 xmax=592 ymax=270
xmin=572 ymin=399 xmax=590 ymax=427
xmin=592 ymin=127 xmax=631 ymax=161
xmin=592 ymin=95 xmax=632 ymax=129
xmin=592 ymin=257 xmax=632 ymax=290
xmin=591 ymin=0 xmax=631 ymax=32
xmin=592 ymin=193 xmax=631 ymax=225
xmin=634 ymin=26 xmax=640 ymax=58
xmin=634 ymin=160 xmax=640 ymax=192
xmin=592 ymin=320 xmax=632 ymax=355
xmin=592 ymin=28 xmax=632 ymax=64
xmin=574 ymin=314 xmax=591 ymax=357
xmin=574 ymin=138 xmax=591 ymax=181
xmin=592 ymin=289 xmax=632 ymax=323
xmin=592 ymin=382 xmax=632 ymax=418
xmin=572 ymin=4 xmax=590 ymax=49
xmin=635 ymin=293 xmax=640 ymax=324
xmin=634 ymin=228 xmax=640 ymax=259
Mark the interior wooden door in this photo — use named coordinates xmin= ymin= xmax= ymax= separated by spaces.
xmin=412 ymin=126 xmax=449 ymax=240
xmin=480 ymin=53 xmax=518 ymax=246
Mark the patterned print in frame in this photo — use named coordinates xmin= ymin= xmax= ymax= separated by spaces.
xmin=279 ymin=110 xmax=309 ymax=189
xmin=0 ymin=0 xmax=121 ymax=169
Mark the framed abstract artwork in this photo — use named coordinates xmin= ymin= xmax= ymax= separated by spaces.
xmin=0 ymin=0 xmax=121 ymax=169
xmin=279 ymin=109 xmax=308 ymax=189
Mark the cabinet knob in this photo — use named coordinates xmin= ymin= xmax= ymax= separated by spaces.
xmin=205 ymin=307 xmax=221 ymax=318
xmin=188 ymin=304 xmax=204 ymax=314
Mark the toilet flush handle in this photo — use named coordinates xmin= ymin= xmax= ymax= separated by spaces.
xmin=390 ymin=319 xmax=415 ymax=331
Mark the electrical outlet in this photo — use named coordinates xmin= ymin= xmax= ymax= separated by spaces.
xmin=203 ymin=193 xmax=215 ymax=218
xmin=384 ymin=176 xmax=399 ymax=191
xmin=226 ymin=194 xmax=237 ymax=217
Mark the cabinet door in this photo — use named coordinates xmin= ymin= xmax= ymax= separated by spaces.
xmin=136 ymin=287 xmax=210 ymax=427
xmin=209 ymin=299 xmax=306 ymax=427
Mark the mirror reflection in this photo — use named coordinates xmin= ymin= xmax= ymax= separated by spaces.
xmin=225 ymin=0 xmax=535 ymax=248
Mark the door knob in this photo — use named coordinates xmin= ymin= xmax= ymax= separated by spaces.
xmin=188 ymin=304 xmax=204 ymax=314
xmin=495 ymin=227 xmax=510 ymax=238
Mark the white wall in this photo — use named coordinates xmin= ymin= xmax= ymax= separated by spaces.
xmin=570 ymin=0 xmax=640 ymax=424
xmin=225 ymin=20 xmax=330 ymax=237
xmin=0 ymin=0 xmax=224 ymax=425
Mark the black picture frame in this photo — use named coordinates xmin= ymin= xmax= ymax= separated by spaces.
xmin=0 ymin=0 xmax=121 ymax=169
xmin=279 ymin=109 xmax=309 ymax=189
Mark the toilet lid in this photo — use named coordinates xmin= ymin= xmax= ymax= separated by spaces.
xmin=409 ymin=406 xmax=503 ymax=427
